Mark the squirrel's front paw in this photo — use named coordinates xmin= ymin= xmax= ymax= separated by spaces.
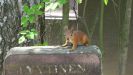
xmin=62 ymin=44 xmax=67 ymax=47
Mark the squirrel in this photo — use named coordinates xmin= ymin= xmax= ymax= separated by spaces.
xmin=62 ymin=26 xmax=90 ymax=51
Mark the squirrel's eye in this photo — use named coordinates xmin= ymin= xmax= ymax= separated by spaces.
xmin=67 ymin=38 xmax=68 ymax=40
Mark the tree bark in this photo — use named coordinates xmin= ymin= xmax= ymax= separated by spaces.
xmin=62 ymin=0 xmax=69 ymax=42
xmin=62 ymin=1 xmax=69 ymax=27
xmin=0 ymin=0 xmax=21 ymax=74
xmin=39 ymin=2 xmax=45 ymax=44
xmin=99 ymin=0 xmax=104 ymax=53
xmin=118 ymin=0 xmax=132 ymax=75
xmin=82 ymin=0 xmax=90 ymax=37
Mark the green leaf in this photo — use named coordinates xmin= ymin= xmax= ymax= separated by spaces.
xmin=26 ymin=9 xmax=34 ymax=15
xmin=45 ymin=3 xmax=54 ymax=11
xmin=19 ymin=30 xmax=30 ymax=35
xmin=36 ymin=10 xmax=44 ymax=15
xmin=21 ymin=16 xmax=28 ymax=27
xmin=38 ymin=3 xmax=44 ymax=9
xmin=31 ymin=4 xmax=38 ymax=10
xmin=51 ymin=2 xmax=59 ymax=10
xmin=23 ymin=4 xmax=30 ymax=13
xmin=76 ymin=0 xmax=82 ymax=3
xmin=30 ymin=5 xmax=38 ymax=14
xmin=18 ymin=36 xmax=26 ymax=44
xmin=19 ymin=30 xmax=27 ymax=35
xmin=42 ymin=0 xmax=50 ymax=2
xmin=26 ymin=32 xmax=35 ymax=39
xmin=58 ymin=0 xmax=67 ymax=4
xmin=31 ymin=28 xmax=36 ymax=32
xmin=31 ymin=29 xmax=38 ymax=35
xmin=104 ymin=0 xmax=108 ymax=5
xmin=29 ymin=15 xmax=36 ymax=23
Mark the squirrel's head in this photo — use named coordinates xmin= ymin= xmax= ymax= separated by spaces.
xmin=64 ymin=26 xmax=74 ymax=41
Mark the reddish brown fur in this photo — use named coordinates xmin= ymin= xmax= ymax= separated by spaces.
xmin=62 ymin=29 xmax=90 ymax=51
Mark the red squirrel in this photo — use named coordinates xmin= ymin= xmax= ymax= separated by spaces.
xmin=62 ymin=26 xmax=90 ymax=51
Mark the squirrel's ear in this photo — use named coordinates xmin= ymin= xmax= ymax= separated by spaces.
xmin=64 ymin=25 xmax=68 ymax=31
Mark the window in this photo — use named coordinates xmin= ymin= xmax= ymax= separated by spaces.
xmin=45 ymin=0 xmax=78 ymax=20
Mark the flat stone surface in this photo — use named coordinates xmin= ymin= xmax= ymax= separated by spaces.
xmin=6 ymin=45 xmax=101 ymax=57
xmin=3 ymin=45 xmax=102 ymax=75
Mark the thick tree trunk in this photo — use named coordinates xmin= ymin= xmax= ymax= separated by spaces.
xmin=0 ymin=0 xmax=21 ymax=74
xmin=118 ymin=0 xmax=132 ymax=75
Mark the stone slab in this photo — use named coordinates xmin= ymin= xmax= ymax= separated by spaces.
xmin=3 ymin=45 xmax=102 ymax=75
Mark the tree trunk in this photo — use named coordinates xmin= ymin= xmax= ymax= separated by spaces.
xmin=39 ymin=2 xmax=45 ymax=44
xmin=0 ymin=0 xmax=21 ymax=74
xmin=82 ymin=0 xmax=90 ymax=37
xmin=118 ymin=0 xmax=132 ymax=75
xmin=62 ymin=1 xmax=69 ymax=27
xmin=62 ymin=0 xmax=69 ymax=42
xmin=99 ymin=0 xmax=104 ymax=53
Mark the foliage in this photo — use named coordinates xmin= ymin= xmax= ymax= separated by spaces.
xmin=104 ymin=0 xmax=108 ymax=6
xmin=19 ymin=0 xmax=83 ymax=44
xmin=19 ymin=2 xmax=44 ymax=44
xmin=34 ymin=42 xmax=49 ymax=46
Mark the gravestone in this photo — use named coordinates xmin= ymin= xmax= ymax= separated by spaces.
xmin=3 ymin=45 xmax=102 ymax=75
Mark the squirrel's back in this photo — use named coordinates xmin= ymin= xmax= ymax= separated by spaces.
xmin=71 ymin=30 xmax=90 ymax=45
